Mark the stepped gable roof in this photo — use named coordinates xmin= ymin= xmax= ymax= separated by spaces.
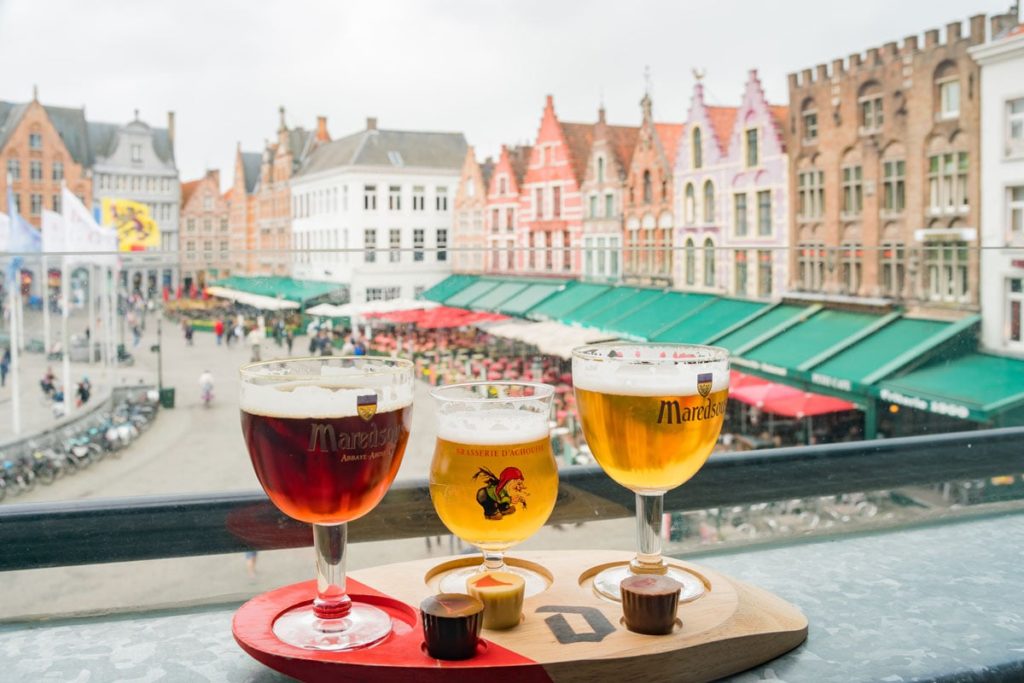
xmin=241 ymin=151 xmax=261 ymax=193
xmin=180 ymin=179 xmax=201 ymax=206
xmin=560 ymin=122 xmax=595 ymax=184
xmin=606 ymin=124 xmax=640 ymax=174
xmin=480 ymin=157 xmax=495 ymax=189
xmin=299 ymin=128 xmax=467 ymax=177
xmin=706 ymin=106 xmax=738 ymax=153
xmin=654 ymin=122 xmax=684 ymax=167
xmin=508 ymin=144 xmax=531 ymax=183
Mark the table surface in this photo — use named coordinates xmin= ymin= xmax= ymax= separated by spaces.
xmin=3 ymin=512 xmax=1023 ymax=683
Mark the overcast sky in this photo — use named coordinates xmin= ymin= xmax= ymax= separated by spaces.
xmin=0 ymin=0 xmax=1013 ymax=189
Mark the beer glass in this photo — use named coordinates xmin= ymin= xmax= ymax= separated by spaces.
xmin=572 ymin=343 xmax=729 ymax=601
xmin=429 ymin=381 xmax=557 ymax=596
xmin=239 ymin=357 xmax=414 ymax=650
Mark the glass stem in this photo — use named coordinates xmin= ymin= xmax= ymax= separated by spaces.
xmin=631 ymin=492 xmax=668 ymax=575
xmin=482 ymin=549 xmax=505 ymax=572
xmin=312 ymin=523 xmax=352 ymax=620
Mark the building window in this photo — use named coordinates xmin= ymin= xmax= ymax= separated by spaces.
xmin=802 ymin=100 xmax=818 ymax=142
xmin=584 ymin=237 xmax=594 ymax=277
xmin=928 ymin=152 xmax=968 ymax=214
xmin=1007 ymin=98 xmax=1024 ymax=158
xmin=51 ymin=194 xmax=61 ymax=212
xmin=186 ymin=219 xmax=195 ymax=231
xmin=186 ymin=240 xmax=196 ymax=261
xmin=490 ymin=208 xmax=499 ymax=233
xmin=535 ymin=188 xmax=544 ymax=219
xmin=28 ymin=132 xmax=42 ymax=149
xmin=734 ymin=251 xmax=748 ymax=296
xmin=692 ymin=128 xmax=702 ymax=169
xmin=756 ymin=190 xmax=772 ymax=236
xmin=220 ymin=218 xmax=228 ymax=231
xmin=597 ymin=156 xmax=605 ymax=183
xmin=364 ymin=228 xmax=377 ymax=263
xmin=595 ymin=236 xmax=607 ymax=277
xmin=757 ymin=250 xmax=772 ymax=297
xmin=882 ymin=160 xmax=905 ymax=213
xmin=203 ymin=195 xmax=213 ymax=210
xmin=30 ymin=193 xmax=42 ymax=215
xmin=363 ymin=185 xmax=377 ymax=211
xmin=734 ymin=193 xmax=748 ymax=236
xmin=131 ymin=144 xmax=142 ymax=162
xmin=527 ymin=232 xmax=535 ymax=269
xmin=1010 ymin=186 xmax=1024 ymax=243
xmin=1008 ymin=278 xmax=1024 ymax=346
xmin=684 ymin=239 xmax=695 ymax=286
xmin=797 ymin=169 xmax=825 ymax=219
xmin=6 ymin=157 xmax=19 ymax=180
xmin=389 ymin=228 xmax=401 ymax=263
xmin=545 ymin=232 xmax=554 ymax=270
xmin=413 ymin=229 xmax=425 ymax=261
xmin=642 ymin=171 xmax=652 ymax=204
xmin=841 ymin=165 xmax=863 ymax=216
xmin=29 ymin=160 xmax=42 ymax=182
xmin=435 ymin=187 xmax=448 ymax=211
xmin=880 ymin=242 xmax=905 ymax=297
xmin=702 ymin=181 xmax=714 ymax=224
xmin=552 ymin=186 xmax=561 ymax=218
xmin=609 ymin=236 xmax=620 ymax=278
xmin=436 ymin=228 xmax=448 ymax=262
xmin=798 ymin=243 xmax=826 ymax=290
xmin=840 ymin=244 xmax=862 ymax=295
xmin=924 ymin=241 xmax=969 ymax=302
xmin=388 ymin=185 xmax=401 ymax=211
xmin=499 ymin=176 xmax=508 ymax=194
xmin=684 ymin=183 xmax=696 ymax=225
xmin=562 ymin=230 xmax=571 ymax=271
xmin=859 ymin=86 xmax=883 ymax=132
xmin=51 ymin=160 xmax=63 ymax=181
xmin=745 ymin=128 xmax=759 ymax=167
xmin=938 ymin=78 xmax=960 ymax=120
xmin=703 ymin=238 xmax=715 ymax=287
xmin=589 ymin=194 xmax=598 ymax=218
xmin=605 ymin=193 xmax=614 ymax=217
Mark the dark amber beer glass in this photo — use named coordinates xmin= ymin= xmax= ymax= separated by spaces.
xmin=572 ymin=343 xmax=729 ymax=601
xmin=239 ymin=357 xmax=413 ymax=650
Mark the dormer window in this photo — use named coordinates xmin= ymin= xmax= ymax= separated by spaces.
xmin=131 ymin=144 xmax=142 ymax=162
xmin=692 ymin=128 xmax=702 ymax=169
xmin=597 ymin=155 xmax=605 ymax=183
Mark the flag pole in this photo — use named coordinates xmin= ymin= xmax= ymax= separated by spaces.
xmin=87 ymin=264 xmax=95 ymax=364
xmin=8 ymin=283 xmax=21 ymax=435
xmin=42 ymin=254 xmax=50 ymax=353
xmin=61 ymin=255 xmax=70 ymax=417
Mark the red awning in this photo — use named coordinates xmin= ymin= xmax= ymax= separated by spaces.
xmin=730 ymin=372 xmax=855 ymax=418
xmin=393 ymin=306 xmax=510 ymax=330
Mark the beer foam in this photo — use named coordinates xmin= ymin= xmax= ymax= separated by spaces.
xmin=240 ymin=380 xmax=413 ymax=418
xmin=437 ymin=409 xmax=550 ymax=445
xmin=573 ymin=353 xmax=729 ymax=396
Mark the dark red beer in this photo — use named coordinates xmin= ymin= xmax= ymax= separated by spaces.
xmin=240 ymin=406 xmax=412 ymax=524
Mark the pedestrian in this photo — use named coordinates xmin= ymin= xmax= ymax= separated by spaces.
xmin=0 ymin=346 xmax=10 ymax=388
xmin=184 ymin=320 xmax=194 ymax=346
xmin=248 ymin=326 xmax=262 ymax=362
xmin=214 ymin=318 xmax=225 ymax=346
xmin=285 ymin=328 xmax=294 ymax=355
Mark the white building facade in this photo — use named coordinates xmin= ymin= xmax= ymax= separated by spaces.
xmin=971 ymin=26 xmax=1024 ymax=355
xmin=290 ymin=120 xmax=467 ymax=303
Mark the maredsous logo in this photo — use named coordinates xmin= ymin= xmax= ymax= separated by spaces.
xmin=657 ymin=399 xmax=726 ymax=425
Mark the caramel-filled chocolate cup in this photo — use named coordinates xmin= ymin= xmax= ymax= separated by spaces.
xmin=467 ymin=571 xmax=526 ymax=630
xmin=420 ymin=593 xmax=484 ymax=660
xmin=620 ymin=574 xmax=682 ymax=635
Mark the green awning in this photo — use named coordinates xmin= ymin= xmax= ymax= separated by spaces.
xmin=744 ymin=309 xmax=881 ymax=368
xmin=812 ymin=318 xmax=951 ymax=385
xmin=564 ymin=287 xmax=647 ymax=327
xmin=498 ymin=283 xmax=565 ymax=316
xmin=421 ymin=274 xmax=478 ymax=303
xmin=444 ymin=279 xmax=501 ymax=307
xmin=470 ymin=282 xmax=529 ymax=311
xmin=530 ymin=283 xmax=611 ymax=321
xmin=605 ymin=291 xmax=716 ymax=339
xmin=653 ymin=298 xmax=768 ymax=344
xmin=878 ymin=353 xmax=1024 ymax=423
xmin=585 ymin=288 xmax=664 ymax=330
xmin=712 ymin=304 xmax=807 ymax=353
xmin=210 ymin=276 xmax=342 ymax=304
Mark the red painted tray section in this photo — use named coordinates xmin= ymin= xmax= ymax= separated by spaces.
xmin=232 ymin=578 xmax=553 ymax=683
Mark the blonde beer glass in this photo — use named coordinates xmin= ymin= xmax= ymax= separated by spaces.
xmin=572 ymin=343 xmax=729 ymax=601
xmin=430 ymin=382 xmax=557 ymax=596
xmin=239 ymin=357 xmax=414 ymax=650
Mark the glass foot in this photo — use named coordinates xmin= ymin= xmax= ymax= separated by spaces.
xmin=591 ymin=564 xmax=706 ymax=603
xmin=272 ymin=602 xmax=392 ymax=651
xmin=438 ymin=563 xmax=549 ymax=598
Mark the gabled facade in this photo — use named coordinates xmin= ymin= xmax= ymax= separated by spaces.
xmin=179 ymin=169 xmax=230 ymax=290
xmin=451 ymin=146 xmax=492 ymax=273
xmin=623 ymin=94 xmax=682 ymax=286
xmin=518 ymin=96 xmax=592 ymax=276
xmin=228 ymin=144 xmax=261 ymax=276
xmin=674 ymin=71 xmax=789 ymax=298
xmin=580 ymin=107 xmax=638 ymax=283
xmin=485 ymin=144 xmax=529 ymax=274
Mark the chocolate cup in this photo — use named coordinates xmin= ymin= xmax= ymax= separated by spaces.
xmin=621 ymin=574 xmax=682 ymax=636
xmin=420 ymin=593 xmax=484 ymax=660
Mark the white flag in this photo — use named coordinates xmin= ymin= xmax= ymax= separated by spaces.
xmin=0 ymin=211 xmax=9 ymax=252
xmin=62 ymin=187 xmax=117 ymax=265
xmin=41 ymin=209 xmax=67 ymax=253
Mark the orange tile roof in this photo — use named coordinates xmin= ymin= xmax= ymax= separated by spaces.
xmin=654 ymin=122 xmax=685 ymax=167
xmin=1008 ymin=23 xmax=1024 ymax=37
xmin=607 ymin=125 xmax=640 ymax=173
xmin=769 ymin=105 xmax=789 ymax=130
xmin=222 ymin=187 xmax=234 ymax=202
xmin=560 ymin=122 xmax=595 ymax=185
xmin=180 ymin=179 xmax=201 ymax=207
xmin=508 ymin=144 xmax=531 ymax=184
xmin=706 ymin=106 xmax=738 ymax=153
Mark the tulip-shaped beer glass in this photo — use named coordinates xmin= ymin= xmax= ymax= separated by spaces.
xmin=239 ymin=357 xmax=414 ymax=650
xmin=572 ymin=343 xmax=729 ymax=601
xmin=429 ymin=382 xmax=558 ymax=597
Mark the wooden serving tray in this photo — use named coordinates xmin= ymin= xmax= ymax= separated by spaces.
xmin=233 ymin=550 xmax=808 ymax=682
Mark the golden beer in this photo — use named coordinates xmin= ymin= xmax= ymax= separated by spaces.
xmin=430 ymin=432 xmax=557 ymax=551
xmin=574 ymin=388 xmax=728 ymax=492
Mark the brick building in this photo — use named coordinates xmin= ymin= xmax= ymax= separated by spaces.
xmin=227 ymin=144 xmax=261 ymax=276
xmin=179 ymin=169 xmax=230 ymax=290
xmin=451 ymin=146 xmax=492 ymax=273
xmin=787 ymin=14 xmax=986 ymax=312
xmin=484 ymin=144 xmax=530 ymax=274
xmin=623 ymin=94 xmax=683 ymax=286
xmin=579 ymin=107 xmax=637 ymax=283
xmin=518 ymin=96 xmax=593 ymax=276
xmin=251 ymin=107 xmax=328 ymax=276
xmin=674 ymin=71 xmax=789 ymax=298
